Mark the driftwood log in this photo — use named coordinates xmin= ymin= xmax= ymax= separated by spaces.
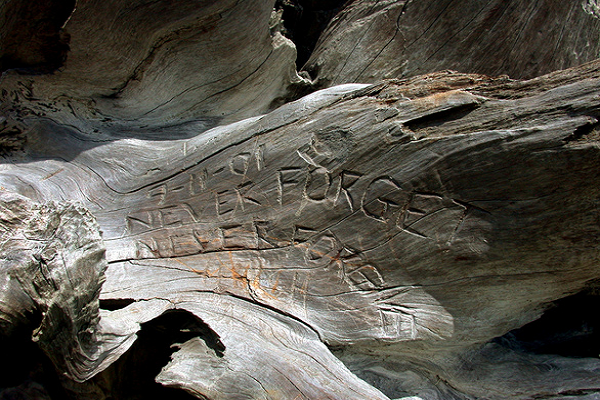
xmin=1 ymin=1 xmax=600 ymax=399
xmin=303 ymin=0 xmax=600 ymax=85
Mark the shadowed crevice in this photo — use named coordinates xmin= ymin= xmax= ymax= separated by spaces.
xmin=495 ymin=286 xmax=600 ymax=358
xmin=275 ymin=0 xmax=350 ymax=69
xmin=87 ymin=309 xmax=223 ymax=400
xmin=0 ymin=0 xmax=75 ymax=73
xmin=99 ymin=298 xmax=136 ymax=311
xmin=0 ymin=321 xmax=69 ymax=400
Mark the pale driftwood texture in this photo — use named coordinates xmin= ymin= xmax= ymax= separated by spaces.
xmin=1 ymin=1 xmax=600 ymax=399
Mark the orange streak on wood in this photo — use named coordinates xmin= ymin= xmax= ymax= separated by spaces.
xmin=41 ymin=168 xmax=64 ymax=180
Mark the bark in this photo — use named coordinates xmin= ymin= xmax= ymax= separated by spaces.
xmin=1 ymin=1 xmax=600 ymax=399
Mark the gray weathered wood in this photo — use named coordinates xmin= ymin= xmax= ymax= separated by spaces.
xmin=1 ymin=0 xmax=600 ymax=398
xmin=0 ymin=192 xmax=106 ymax=381
xmin=2 ymin=63 xmax=600 ymax=398
xmin=304 ymin=0 xmax=600 ymax=85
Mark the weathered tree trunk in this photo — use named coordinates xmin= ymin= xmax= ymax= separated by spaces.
xmin=1 ymin=1 xmax=600 ymax=399
xmin=303 ymin=0 xmax=600 ymax=85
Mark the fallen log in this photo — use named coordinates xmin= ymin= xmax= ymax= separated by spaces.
xmin=1 ymin=0 xmax=600 ymax=398
xmin=1 ymin=63 xmax=600 ymax=398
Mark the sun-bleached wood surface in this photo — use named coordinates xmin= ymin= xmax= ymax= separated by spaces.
xmin=1 ymin=1 xmax=600 ymax=399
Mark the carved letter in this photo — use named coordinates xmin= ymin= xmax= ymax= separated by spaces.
xmin=304 ymin=167 xmax=331 ymax=202
xmin=361 ymin=177 xmax=409 ymax=222
xmin=230 ymin=153 xmax=251 ymax=175
xmin=189 ymin=169 xmax=207 ymax=195
xmin=126 ymin=210 xmax=162 ymax=234
xmin=337 ymin=170 xmax=362 ymax=211
xmin=220 ymin=224 xmax=258 ymax=249
xmin=278 ymin=167 xmax=305 ymax=205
